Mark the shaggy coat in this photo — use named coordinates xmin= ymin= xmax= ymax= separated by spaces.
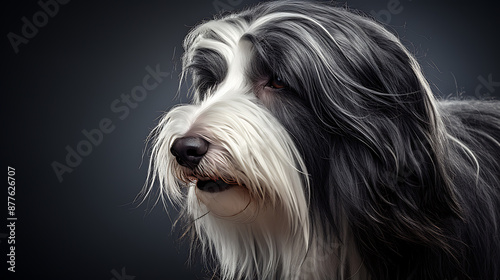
xmin=144 ymin=1 xmax=500 ymax=279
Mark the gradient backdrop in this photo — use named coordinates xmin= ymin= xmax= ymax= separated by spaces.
xmin=2 ymin=0 xmax=499 ymax=279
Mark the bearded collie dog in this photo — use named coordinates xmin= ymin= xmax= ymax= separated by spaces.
xmin=142 ymin=1 xmax=500 ymax=279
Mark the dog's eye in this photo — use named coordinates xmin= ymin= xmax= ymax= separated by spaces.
xmin=268 ymin=77 xmax=286 ymax=89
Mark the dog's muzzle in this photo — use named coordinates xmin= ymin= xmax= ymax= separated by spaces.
xmin=170 ymin=136 xmax=234 ymax=193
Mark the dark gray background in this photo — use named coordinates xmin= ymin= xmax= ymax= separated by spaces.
xmin=2 ymin=0 xmax=499 ymax=279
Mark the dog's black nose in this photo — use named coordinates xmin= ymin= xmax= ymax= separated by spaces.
xmin=170 ymin=136 xmax=209 ymax=169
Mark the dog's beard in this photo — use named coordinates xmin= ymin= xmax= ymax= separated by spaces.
xmin=147 ymin=89 xmax=314 ymax=279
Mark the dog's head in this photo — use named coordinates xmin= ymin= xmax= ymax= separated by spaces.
xmin=144 ymin=1 xmax=459 ymax=279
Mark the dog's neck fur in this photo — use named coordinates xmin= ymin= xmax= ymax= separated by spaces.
xmin=302 ymin=216 xmax=369 ymax=280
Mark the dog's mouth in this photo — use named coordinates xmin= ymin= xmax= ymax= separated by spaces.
xmin=196 ymin=178 xmax=236 ymax=193
xmin=183 ymin=174 xmax=256 ymax=219
xmin=184 ymin=174 xmax=241 ymax=193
